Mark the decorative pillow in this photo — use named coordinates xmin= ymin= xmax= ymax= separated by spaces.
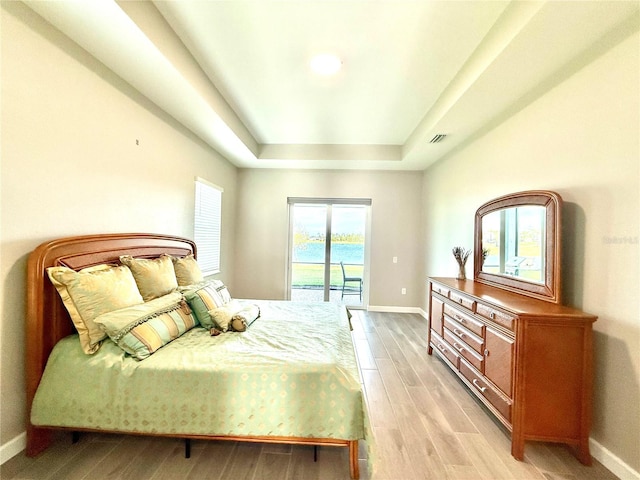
xmin=229 ymin=304 xmax=261 ymax=332
xmin=208 ymin=299 xmax=242 ymax=331
xmin=47 ymin=264 xmax=144 ymax=354
xmin=171 ymin=254 xmax=204 ymax=286
xmin=208 ymin=302 xmax=260 ymax=332
xmin=94 ymin=292 xmax=196 ymax=360
xmin=183 ymin=280 xmax=231 ymax=328
xmin=119 ymin=254 xmax=178 ymax=301
xmin=217 ymin=283 xmax=232 ymax=304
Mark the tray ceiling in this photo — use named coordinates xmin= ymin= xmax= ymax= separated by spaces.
xmin=25 ymin=1 xmax=640 ymax=170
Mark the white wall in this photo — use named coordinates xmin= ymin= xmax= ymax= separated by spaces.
xmin=422 ymin=29 xmax=639 ymax=476
xmin=0 ymin=2 xmax=238 ymax=448
xmin=234 ymin=169 xmax=424 ymax=308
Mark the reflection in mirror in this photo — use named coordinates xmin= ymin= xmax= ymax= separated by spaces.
xmin=481 ymin=206 xmax=546 ymax=284
xmin=474 ymin=190 xmax=562 ymax=304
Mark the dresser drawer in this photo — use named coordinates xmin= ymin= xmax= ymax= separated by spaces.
xmin=460 ymin=359 xmax=512 ymax=423
xmin=443 ymin=316 xmax=484 ymax=355
xmin=476 ymin=303 xmax=516 ymax=331
xmin=431 ymin=283 xmax=450 ymax=298
xmin=449 ymin=291 xmax=476 ymax=311
xmin=444 ymin=328 xmax=484 ymax=372
xmin=443 ymin=304 xmax=484 ymax=337
xmin=431 ymin=332 xmax=459 ymax=369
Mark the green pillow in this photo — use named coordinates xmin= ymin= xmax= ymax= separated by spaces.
xmin=183 ymin=280 xmax=231 ymax=329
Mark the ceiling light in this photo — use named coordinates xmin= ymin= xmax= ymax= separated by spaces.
xmin=310 ymin=54 xmax=342 ymax=75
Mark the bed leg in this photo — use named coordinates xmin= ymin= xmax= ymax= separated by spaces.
xmin=349 ymin=440 xmax=359 ymax=480
xmin=72 ymin=431 xmax=80 ymax=444
xmin=313 ymin=445 xmax=318 ymax=462
xmin=184 ymin=438 xmax=191 ymax=459
xmin=26 ymin=425 xmax=52 ymax=457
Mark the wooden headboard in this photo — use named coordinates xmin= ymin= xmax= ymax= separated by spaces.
xmin=25 ymin=233 xmax=196 ymax=455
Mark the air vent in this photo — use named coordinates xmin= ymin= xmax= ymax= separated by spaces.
xmin=429 ymin=134 xmax=447 ymax=143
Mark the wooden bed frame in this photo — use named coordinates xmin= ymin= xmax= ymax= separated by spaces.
xmin=26 ymin=233 xmax=359 ymax=479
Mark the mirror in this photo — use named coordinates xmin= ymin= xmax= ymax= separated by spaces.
xmin=474 ymin=191 xmax=562 ymax=303
xmin=481 ymin=205 xmax=546 ymax=283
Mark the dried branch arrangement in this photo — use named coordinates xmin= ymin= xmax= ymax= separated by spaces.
xmin=452 ymin=247 xmax=471 ymax=266
xmin=452 ymin=246 xmax=471 ymax=280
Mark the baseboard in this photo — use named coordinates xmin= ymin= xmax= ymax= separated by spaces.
xmin=367 ymin=305 xmax=423 ymax=314
xmin=590 ymin=437 xmax=640 ymax=480
xmin=1 ymin=432 xmax=26 ymax=465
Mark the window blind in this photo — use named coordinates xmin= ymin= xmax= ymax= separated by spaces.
xmin=194 ymin=178 xmax=223 ymax=275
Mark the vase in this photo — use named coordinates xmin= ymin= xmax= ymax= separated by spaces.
xmin=456 ymin=263 xmax=466 ymax=281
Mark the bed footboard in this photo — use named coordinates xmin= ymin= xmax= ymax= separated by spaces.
xmin=27 ymin=425 xmax=360 ymax=479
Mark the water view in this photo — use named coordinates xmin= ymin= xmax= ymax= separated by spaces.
xmin=293 ymin=241 xmax=364 ymax=264
xmin=290 ymin=203 xmax=366 ymax=305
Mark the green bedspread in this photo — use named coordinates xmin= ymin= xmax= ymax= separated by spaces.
xmin=31 ymin=300 xmax=365 ymax=441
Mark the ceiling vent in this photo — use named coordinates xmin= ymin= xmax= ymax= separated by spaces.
xmin=429 ymin=134 xmax=447 ymax=143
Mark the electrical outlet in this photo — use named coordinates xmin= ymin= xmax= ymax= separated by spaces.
xmin=393 ymin=256 xmax=398 ymax=263
xmin=401 ymin=288 xmax=406 ymax=295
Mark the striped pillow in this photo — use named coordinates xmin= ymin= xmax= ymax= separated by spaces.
xmin=94 ymin=292 xmax=196 ymax=360
xmin=183 ymin=280 xmax=231 ymax=329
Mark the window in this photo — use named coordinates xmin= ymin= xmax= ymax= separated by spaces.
xmin=194 ymin=177 xmax=223 ymax=275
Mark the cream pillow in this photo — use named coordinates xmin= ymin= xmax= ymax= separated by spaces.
xmin=229 ymin=304 xmax=261 ymax=332
xmin=119 ymin=254 xmax=178 ymax=301
xmin=47 ymin=264 xmax=144 ymax=354
xmin=208 ymin=302 xmax=260 ymax=332
xmin=208 ymin=299 xmax=242 ymax=332
xmin=171 ymin=254 xmax=204 ymax=286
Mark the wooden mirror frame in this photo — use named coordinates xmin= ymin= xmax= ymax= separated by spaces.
xmin=474 ymin=190 xmax=562 ymax=304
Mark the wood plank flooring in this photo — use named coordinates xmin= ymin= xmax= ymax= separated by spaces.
xmin=2 ymin=311 xmax=619 ymax=480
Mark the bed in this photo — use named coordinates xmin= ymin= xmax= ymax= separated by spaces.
xmin=25 ymin=233 xmax=366 ymax=479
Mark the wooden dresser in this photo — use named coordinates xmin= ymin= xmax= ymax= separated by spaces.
xmin=427 ymin=277 xmax=597 ymax=464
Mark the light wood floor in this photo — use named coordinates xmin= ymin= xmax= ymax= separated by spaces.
xmin=3 ymin=311 xmax=619 ymax=480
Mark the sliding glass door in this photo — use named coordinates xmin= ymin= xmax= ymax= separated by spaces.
xmin=288 ymin=198 xmax=370 ymax=307
xmin=290 ymin=203 xmax=329 ymax=300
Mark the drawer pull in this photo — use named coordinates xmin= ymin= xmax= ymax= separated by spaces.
xmin=458 ymin=298 xmax=463 ymax=304
xmin=453 ymin=328 xmax=465 ymax=338
xmin=437 ymin=344 xmax=447 ymax=353
xmin=453 ymin=342 xmax=465 ymax=353
xmin=472 ymin=379 xmax=487 ymax=393
xmin=489 ymin=312 xmax=495 ymax=319
xmin=455 ymin=314 xmax=465 ymax=323
xmin=484 ymin=349 xmax=490 ymax=357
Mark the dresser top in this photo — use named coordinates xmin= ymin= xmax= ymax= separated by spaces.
xmin=429 ymin=277 xmax=597 ymax=321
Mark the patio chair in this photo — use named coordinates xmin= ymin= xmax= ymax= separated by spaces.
xmin=340 ymin=262 xmax=362 ymax=301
